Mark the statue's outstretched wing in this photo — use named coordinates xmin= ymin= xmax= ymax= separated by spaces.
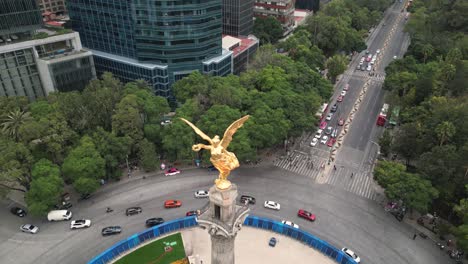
xmin=180 ymin=118 xmax=213 ymax=144
xmin=220 ymin=115 xmax=250 ymax=149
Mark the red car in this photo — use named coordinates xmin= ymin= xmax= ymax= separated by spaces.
xmin=338 ymin=118 xmax=345 ymax=126
xmin=165 ymin=168 xmax=180 ymax=176
xmin=344 ymin=84 xmax=350 ymax=91
xmin=298 ymin=209 xmax=316 ymax=221
xmin=164 ymin=200 xmax=182 ymax=208
xmin=319 ymin=121 xmax=327 ymax=130
xmin=186 ymin=210 xmax=200 ymax=216
xmin=327 ymin=138 xmax=336 ymax=147
xmin=337 ymin=95 xmax=344 ymax=102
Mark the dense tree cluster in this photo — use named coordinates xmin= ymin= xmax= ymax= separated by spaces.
xmin=377 ymin=0 xmax=468 ymax=249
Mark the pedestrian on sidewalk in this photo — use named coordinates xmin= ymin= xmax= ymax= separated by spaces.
xmin=333 ymin=165 xmax=337 ymax=170
xmin=351 ymin=173 xmax=354 ymax=178
xmin=413 ymin=233 xmax=417 ymax=240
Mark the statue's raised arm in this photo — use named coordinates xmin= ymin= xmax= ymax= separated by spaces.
xmin=220 ymin=115 xmax=250 ymax=149
xmin=180 ymin=118 xmax=213 ymax=145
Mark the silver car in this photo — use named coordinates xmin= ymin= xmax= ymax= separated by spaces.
xmin=194 ymin=190 xmax=209 ymax=198
xmin=20 ymin=224 xmax=39 ymax=234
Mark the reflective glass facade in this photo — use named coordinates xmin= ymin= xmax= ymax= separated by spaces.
xmin=49 ymin=56 xmax=96 ymax=93
xmin=0 ymin=49 xmax=44 ymax=100
xmin=222 ymin=0 xmax=254 ymax=36
xmin=0 ymin=0 xmax=42 ymax=36
xmin=67 ymin=0 xmax=231 ymax=97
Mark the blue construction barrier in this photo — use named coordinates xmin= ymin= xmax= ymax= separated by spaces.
xmin=243 ymin=216 xmax=357 ymax=264
xmin=88 ymin=215 xmax=357 ymax=264
xmin=88 ymin=216 xmax=197 ymax=264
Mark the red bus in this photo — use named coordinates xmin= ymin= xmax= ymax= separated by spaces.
xmin=315 ymin=103 xmax=329 ymax=121
xmin=376 ymin=104 xmax=389 ymax=126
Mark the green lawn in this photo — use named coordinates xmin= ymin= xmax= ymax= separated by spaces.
xmin=114 ymin=232 xmax=186 ymax=264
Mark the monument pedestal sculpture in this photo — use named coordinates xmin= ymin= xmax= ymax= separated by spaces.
xmin=180 ymin=115 xmax=251 ymax=264
xmin=197 ymin=184 xmax=249 ymax=264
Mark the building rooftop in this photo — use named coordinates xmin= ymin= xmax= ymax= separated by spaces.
xmin=222 ymin=35 xmax=259 ymax=57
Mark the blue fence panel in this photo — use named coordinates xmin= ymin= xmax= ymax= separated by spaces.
xmin=89 ymin=215 xmax=356 ymax=264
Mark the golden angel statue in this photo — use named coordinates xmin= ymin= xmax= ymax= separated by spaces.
xmin=180 ymin=115 xmax=250 ymax=190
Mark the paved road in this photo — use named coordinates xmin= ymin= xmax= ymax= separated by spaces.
xmin=0 ymin=167 xmax=450 ymax=264
xmin=274 ymin=1 xmax=411 ymax=201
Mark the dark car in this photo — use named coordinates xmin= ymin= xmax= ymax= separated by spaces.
xmin=331 ymin=104 xmax=338 ymax=113
xmin=146 ymin=217 xmax=164 ymax=227
xmin=269 ymin=237 xmax=277 ymax=247
xmin=207 ymin=165 xmax=218 ymax=172
xmin=240 ymin=195 xmax=256 ymax=205
xmin=54 ymin=201 xmax=72 ymax=210
xmin=10 ymin=207 xmax=27 ymax=217
xmin=101 ymin=226 xmax=122 ymax=236
xmin=79 ymin=193 xmax=91 ymax=201
xmin=126 ymin=207 xmax=142 ymax=216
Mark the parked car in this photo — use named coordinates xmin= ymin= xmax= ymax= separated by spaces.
xmin=70 ymin=219 xmax=91 ymax=229
xmin=331 ymin=104 xmax=338 ymax=113
xmin=366 ymin=54 xmax=372 ymax=62
xmin=376 ymin=49 xmax=381 ymax=54
xmin=54 ymin=201 xmax=72 ymax=210
xmin=315 ymin=129 xmax=323 ymax=138
xmin=264 ymin=201 xmax=280 ymax=210
xmin=344 ymin=84 xmax=350 ymax=91
xmin=165 ymin=168 xmax=180 ymax=176
xmin=298 ymin=209 xmax=316 ymax=221
xmin=342 ymin=248 xmax=361 ymax=263
xmin=366 ymin=65 xmax=372 ymax=71
xmin=320 ymin=135 xmax=328 ymax=144
xmin=145 ymin=217 xmax=164 ymax=227
xmin=325 ymin=126 xmax=333 ymax=135
xmin=337 ymin=95 xmax=344 ymax=102
xmin=331 ymin=128 xmax=338 ymax=138
xmin=126 ymin=207 xmax=142 ymax=216
xmin=186 ymin=210 xmax=199 ymax=216
xmin=79 ymin=193 xmax=91 ymax=201
xmin=281 ymin=220 xmax=299 ymax=229
xmin=10 ymin=207 xmax=26 ymax=217
xmin=319 ymin=121 xmax=327 ymax=129
xmin=310 ymin=138 xmax=318 ymax=147
xmin=194 ymin=190 xmax=209 ymax=198
xmin=47 ymin=210 xmax=72 ymax=221
xmin=340 ymin=91 xmax=346 ymax=97
xmin=327 ymin=138 xmax=336 ymax=147
xmin=325 ymin=113 xmax=333 ymax=121
xmin=338 ymin=118 xmax=345 ymax=126
xmin=240 ymin=195 xmax=256 ymax=205
xmin=164 ymin=200 xmax=182 ymax=208
xmin=101 ymin=226 xmax=122 ymax=236
xmin=269 ymin=237 xmax=277 ymax=247
xmin=20 ymin=224 xmax=39 ymax=234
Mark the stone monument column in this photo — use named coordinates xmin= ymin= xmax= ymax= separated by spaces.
xmin=197 ymin=183 xmax=249 ymax=264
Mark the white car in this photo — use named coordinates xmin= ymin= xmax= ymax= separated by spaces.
xmin=70 ymin=219 xmax=91 ymax=229
xmin=20 ymin=224 xmax=39 ymax=234
xmin=393 ymin=55 xmax=398 ymax=59
xmin=325 ymin=113 xmax=333 ymax=121
xmin=340 ymin=91 xmax=346 ymax=97
xmin=281 ymin=220 xmax=299 ymax=229
xmin=314 ymin=129 xmax=323 ymax=139
xmin=321 ymin=135 xmax=328 ymax=144
xmin=264 ymin=201 xmax=281 ymax=210
xmin=376 ymin=49 xmax=381 ymax=54
xmin=366 ymin=65 xmax=372 ymax=71
xmin=310 ymin=138 xmax=318 ymax=147
xmin=342 ymin=248 xmax=361 ymax=263
xmin=194 ymin=190 xmax=209 ymax=198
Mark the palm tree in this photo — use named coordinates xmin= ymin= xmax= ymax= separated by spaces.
xmin=1 ymin=109 xmax=32 ymax=142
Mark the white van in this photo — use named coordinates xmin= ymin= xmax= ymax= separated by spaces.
xmin=47 ymin=210 xmax=72 ymax=221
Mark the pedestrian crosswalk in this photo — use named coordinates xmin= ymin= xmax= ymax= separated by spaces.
xmin=274 ymin=154 xmax=378 ymax=200
xmin=326 ymin=166 xmax=378 ymax=200
xmin=350 ymin=70 xmax=386 ymax=81
xmin=273 ymin=152 xmax=327 ymax=181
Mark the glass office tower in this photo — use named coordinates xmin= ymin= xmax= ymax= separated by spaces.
xmin=67 ymin=0 xmax=232 ymax=98
xmin=0 ymin=0 xmax=42 ymax=36
xmin=222 ymin=0 xmax=254 ymax=36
